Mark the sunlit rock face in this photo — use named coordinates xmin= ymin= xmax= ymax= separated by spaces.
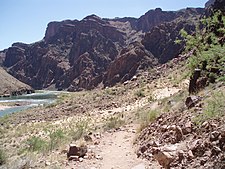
xmin=2 ymin=8 xmax=204 ymax=91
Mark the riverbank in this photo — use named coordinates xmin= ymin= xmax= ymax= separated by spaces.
xmin=0 ymin=91 xmax=58 ymax=117
xmin=0 ymin=62 xmax=224 ymax=169
xmin=0 ymin=105 xmax=11 ymax=111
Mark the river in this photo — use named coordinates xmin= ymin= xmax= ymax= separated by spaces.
xmin=0 ymin=91 xmax=59 ymax=117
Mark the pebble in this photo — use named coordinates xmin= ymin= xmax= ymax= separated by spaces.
xmin=88 ymin=148 xmax=93 ymax=153
xmin=45 ymin=161 xmax=51 ymax=166
xmin=84 ymin=155 xmax=89 ymax=159
xmin=79 ymin=157 xmax=83 ymax=162
xmin=90 ymin=145 xmax=96 ymax=149
xmin=95 ymin=154 xmax=103 ymax=160
xmin=131 ymin=163 xmax=146 ymax=169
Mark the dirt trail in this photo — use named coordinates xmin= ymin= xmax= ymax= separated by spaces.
xmin=68 ymin=86 xmax=181 ymax=169
xmin=68 ymin=124 xmax=160 ymax=169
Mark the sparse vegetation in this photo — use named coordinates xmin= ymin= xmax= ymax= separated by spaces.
xmin=105 ymin=88 xmax=117 ymax=95
xmin=26 ymin=136 xmax=48 ymax=153
xmin=22 ymin=128 xmax=66 ymax=154
xmin=135 ymin=89 xmax=145 ymax=98
xmin=48 ymin=129 xmax=66 ymax=151
xmin=0 ymin=148 xmax=6 ymax=165
xmin=69 ymin=118 xmax=90 ymax=141
xmin=0 ymin=3 xmax=224 ymax=169
xmin=194 ymin=90 xmax=225 ymax=124
xmin=138 ymin=109 xmax=159 ymax=132
xmin=147 ymin=95 xmax=155 ymax=102
xmin=103 ymin=115 xmax=125 ymax=131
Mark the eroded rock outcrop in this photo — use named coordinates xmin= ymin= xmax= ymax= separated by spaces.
xmin=104 ymin=42 xmax=157 ymax=87
xmin=2 ymin=8 xmax=204 ymax=91
xmin=142 ymin=8 xmax=204 ymax=63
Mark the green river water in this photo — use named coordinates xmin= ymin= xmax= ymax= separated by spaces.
xmin=0 ymin=91 xmax=59 ymax=117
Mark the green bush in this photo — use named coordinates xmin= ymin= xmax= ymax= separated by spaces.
xmin=26 ymin=136 xmax=47 ymax=152
xmin=49 ymin=129 xmax=65 ymax=151
xmin=194 ymin=91 xmax=225 ymax=124
xmin=179 ymin=11 xmax=225 ymax=82
xmin=204 ymin=91 xmax=225 ymax=118
xmin=23 ymin=129 xmax=66 ymax=154
xmin=217 ymin=75 xmax=225 ymax=82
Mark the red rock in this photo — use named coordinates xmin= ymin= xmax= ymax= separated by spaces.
xmin=183 ymin=121 xmax=192 ymax=134
xmin=2 ymin=8 xmax=204 ymax=91
xmin=185 ymin=96 xmax=201 ymax=109
xmin=210 ymin=131 xmax=220 ymax=141
xmin=104 ymin=42 xmax=157 ymax=87
xmin=67 ymin=144 xmax=87 ymax=158
xmin=152 ymin=148 xmax=175 ymax=168
xmin=211 ymin=146 xmax=221 ymax=155
xmin=187 ymin=150 xmax=194 ymax=160
xmin=220 ymin=130 xmax=225 ymax=138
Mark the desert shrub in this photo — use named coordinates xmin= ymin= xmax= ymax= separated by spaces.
xmin=135 ymin=89 xmax=145 ymax=97
xmin=26 ymin=136 xmax=47 ymax=152
xmin=69 ymin=119 xmax=90 ymax=141
xmin=194 ymin=91 xmax=225 ymax=124
xmin=105 ymin=88 xmax=117 ymax=95
xmin=0 ymin=148 xmax=6 ymax=165
xmin=217 ymin=75 xmax=225 ymax=82
xmin=103 ymin=115 xmax=125 ymax=131
xmin=203 ymin=91 xmax=225 ymax=118
xmin=48 ymin=129 xmax=65 ymax=151
xmin=148 ymin=95 xmax=155 ymax=102
xmin=138 ymin=110 xmax=159 ymax=132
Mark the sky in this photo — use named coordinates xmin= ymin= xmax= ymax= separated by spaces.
xmin=0 ymin=0 xmax=207 ymax=50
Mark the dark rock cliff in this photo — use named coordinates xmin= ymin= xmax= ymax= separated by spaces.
xmin=2 ymin=8 xmax=204 ymax=91
xmin=142 ymin=8 xmax=204 ymax=63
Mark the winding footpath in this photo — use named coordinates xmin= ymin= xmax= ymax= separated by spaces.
xmin=66 ymin=124 xmax=160 ymax=169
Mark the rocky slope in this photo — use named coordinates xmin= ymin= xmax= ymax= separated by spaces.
xmin=1 ymin=8 xmax=204 ymax=91
xmin=0 ymin=67 xmax=33 ymax=97
xmin=136 ymin=87 xmax=225 ymax=169
xmin=136 ymin=1 xmax=225 ymax=168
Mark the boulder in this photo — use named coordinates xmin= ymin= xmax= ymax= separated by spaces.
xmin=210 ymin=131 xmax=220 ymax=141
xmin=67 ymin=144 xmax=87 ymax=158
xmin=189 ymin=139 xmax=206 ymax=157
xmin=68 ymin=155 xmax=79 ymax=161
xmin=182 ymin=121 xmax=193 ymax=134
xmin=152 ymin=148 xmax=175 ymax=169
xmin=185 ymin=96 xmax=201 ymax=109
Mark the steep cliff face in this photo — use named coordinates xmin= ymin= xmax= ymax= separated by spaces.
xmin=142 ymin=8 xmax=205 ymax=63
xmin=2 ymin=8 xmax=205 ymax=91
xmin=136 ymin=8 xmax=177 ymax=32
xmin=104 ymin=42 xmax=158 ymax=87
